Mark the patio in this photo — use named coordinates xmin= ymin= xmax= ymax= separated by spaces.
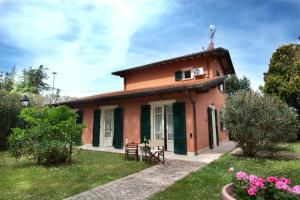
xmin=80 ymin=140 xmax=236 ymax=164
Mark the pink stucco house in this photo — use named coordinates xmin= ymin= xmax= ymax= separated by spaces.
xmin=64 ymin=47 xmax=235 ymax=155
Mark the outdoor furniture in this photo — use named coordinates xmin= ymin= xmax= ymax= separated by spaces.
xmin=144 ymin=140 xmax=164 ymax=164
xmin=125 ymin=142 xmax=139 ymax=161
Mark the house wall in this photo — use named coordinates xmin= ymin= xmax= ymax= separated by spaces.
xmin=195 ymin=86 xmax=228 ymax=151
xmin=76 ymin=86 xmax=228 ymax=153
xmin=75 ymin=92 xmax=196 ymax=152
xmin=124 ymin=55 xmax=224 ymax=91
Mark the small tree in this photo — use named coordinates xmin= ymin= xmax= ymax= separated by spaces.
xmin=222 ymin=90 xmax=298 ymax=157
xmin=9 ymin=106 xmax=83 ymax=165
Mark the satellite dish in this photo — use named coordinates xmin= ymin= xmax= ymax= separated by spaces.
xmin=209 ymin=25 xmax=215 ymax=30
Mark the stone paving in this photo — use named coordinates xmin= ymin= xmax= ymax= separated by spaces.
xmin=67 ymin=141 xmax=236 ymax=200
xmin=65 ymin=160 xmax=205 ymax=200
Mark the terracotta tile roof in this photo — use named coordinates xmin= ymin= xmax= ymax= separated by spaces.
xmin=61 ymin=76 xmax=225 ymax=105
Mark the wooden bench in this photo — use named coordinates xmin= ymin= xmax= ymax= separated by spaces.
xmin=125 ymin=142 xmax=139 ymax=161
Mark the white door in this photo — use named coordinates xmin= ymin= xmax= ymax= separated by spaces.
xmin=104 ymin=110 xmax=113 ymax=146
xmin=154 ymin=106 xmax=164 ymax=141
xmin=211 ymin=108 xmax=218 ymax=148
xmin=166 ymin=105 xmax=174 ymax=152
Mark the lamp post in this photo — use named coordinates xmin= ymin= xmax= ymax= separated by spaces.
xmin=21 ymin=95 xmax=30 ymax=107
xmin=21 ymin=95 xmax=29 ymax=129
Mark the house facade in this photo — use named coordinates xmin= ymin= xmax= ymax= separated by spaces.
xmin=65 ymin=47 xmax=235 ymax=155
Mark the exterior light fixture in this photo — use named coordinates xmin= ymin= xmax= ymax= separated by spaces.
xmin=21 ymin=95 xmax=30 ymax=107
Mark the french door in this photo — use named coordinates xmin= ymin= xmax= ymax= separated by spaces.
xmin=153 ymin=105 xmax=174 ymax=151
xmin=104 ymin=109 xmax=114 ymax=146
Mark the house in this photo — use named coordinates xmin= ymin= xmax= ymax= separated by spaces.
xmin=64 ymin=47 xmax=235 ymax=155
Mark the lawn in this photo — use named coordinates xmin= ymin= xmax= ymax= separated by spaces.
xmin=0 ymin=149 xmax=150 ymax=200
xmin=285 ymin=142 xmax=300 ymax=154
xmin=151 ymin=153 xmax=300 ymax=200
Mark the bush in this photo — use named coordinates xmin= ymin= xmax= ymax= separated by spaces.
xmin=0 ymin=91 xmax=22 ymax=150
xmin=9 ymin=106 xmax=84 ymax=165
xmin=222 ymin=90 xmax=298 ymax=157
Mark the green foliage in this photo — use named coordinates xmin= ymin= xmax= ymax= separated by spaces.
xmin=225 ymin=74 xmax=251 ymax=95
xmin=0 ymin=91 xmax=22 ymax=150
xmin=9 ymin=106 xmax=84 ymax=165
xmin=262 ymin=43 xmax=300 ymax=113
xmin=15 ymin=65 xmax=49 ymax=94
xmin=151 ymin=153 xmax=300 ymax=200
xmin=222 ymin=90 xmax=298 ymax=157
xmin=0 ymin=66 xmax=16 ymax=92
xmin=0 ymin=150 xmax=150 ymax=200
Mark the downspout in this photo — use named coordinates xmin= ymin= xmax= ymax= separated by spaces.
xmin=186 ymin=90 xmax=198 ymax=155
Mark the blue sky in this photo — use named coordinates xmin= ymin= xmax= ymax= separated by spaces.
xmin=0 ymin=0 xmax=299 ymax=97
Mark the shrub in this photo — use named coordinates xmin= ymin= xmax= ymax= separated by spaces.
xmin=233 ymin=171 xmax=300 ymax=199
xmin=9 ymin=106 xmax=84 ymax=165
xmin=222 ymin=90 xmax=298 ymax=157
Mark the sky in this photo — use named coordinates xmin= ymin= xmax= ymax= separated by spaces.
xmin=0 ymin=0 xmax=299 ymax=97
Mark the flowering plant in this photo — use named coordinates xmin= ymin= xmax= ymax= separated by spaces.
xmin=233 ymin=171 xmax=300 ymax=199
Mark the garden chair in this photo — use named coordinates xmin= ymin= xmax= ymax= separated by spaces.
xmin=144 ymin=140 xmax=164 ymax=164
xmin=125 ymin=142 xmax=139 ymax=161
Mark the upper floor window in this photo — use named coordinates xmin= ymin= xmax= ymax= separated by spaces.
xmin=175 ymin=68 xmax=193 ymax=81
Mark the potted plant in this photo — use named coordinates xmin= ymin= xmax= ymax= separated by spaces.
xmin=222 ymin=170 xmax=300 ymax=200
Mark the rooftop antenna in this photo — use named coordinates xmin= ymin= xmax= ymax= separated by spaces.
xmin=208 ymin=25 xmax=216 ymax=50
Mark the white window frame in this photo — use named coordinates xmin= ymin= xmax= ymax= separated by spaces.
xmin=181 ymin=67 xmax=193 ymax=80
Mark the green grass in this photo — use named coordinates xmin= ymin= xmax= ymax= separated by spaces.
xmin=151 ymin=154 xmax=300 ymax=200
xmin=284 ymin=142 xmax=300 ymax=154
xmin=0 ymin=149 xmax=150 ymax=200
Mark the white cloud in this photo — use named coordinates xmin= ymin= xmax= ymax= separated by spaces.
xmin=0 ymin=0 xmax=169 ymax=97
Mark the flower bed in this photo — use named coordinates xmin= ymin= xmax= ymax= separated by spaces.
xmin=229 ymin=171 xmax=300 ymax=199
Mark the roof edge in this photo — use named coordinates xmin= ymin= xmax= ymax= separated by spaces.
xmin=112 ymin=47 xmax=233 ymax=76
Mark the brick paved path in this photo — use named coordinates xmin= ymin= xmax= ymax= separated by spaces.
xmin=65 ymin=160 xmax=205 ymax=200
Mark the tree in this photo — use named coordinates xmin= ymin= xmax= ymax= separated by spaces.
xmin=0 ymin=65 xmax=16 ymax=92
xmin=262 ymin=43 xmax=300 ymax=113
xmin=15 ymin=65 xmax=49 ymax=94
xmin=0 ymin=91 xmax=22 ymax=150
xmin=222 ymin=90 xmax=298 ymax=157
xmin=9 ymin=106 xmax=84 ymax=165
xmin=225 ymin=74 xmax=251 ymax=95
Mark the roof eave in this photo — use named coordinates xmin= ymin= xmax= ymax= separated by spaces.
xmin=60 ymin=77 xmax=225 ymax=106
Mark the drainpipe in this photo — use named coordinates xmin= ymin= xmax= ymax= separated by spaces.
xmin=186 ymin=90 xmax=198 ymax=155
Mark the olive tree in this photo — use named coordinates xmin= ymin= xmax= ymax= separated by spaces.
xmin=222 ymin=90 xmax=298 ymax=157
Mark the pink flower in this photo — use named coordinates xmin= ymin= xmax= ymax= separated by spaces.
xmin=247 ymin=187 xmax=257 ymax=196
xmin=279 ymin=177 xmax=291 ymax=184
xmin=292 ymin=185 xmax=300 ymax=195
xmin=255 ymin=180 xmax=265 ymax=188
xmin=249 ymin=175 xmax=258 ymax=183
xmin=236 ymin=171 xmax=248 ymax=181
xmin=276 ymin=181 xmax=289 ymax=190
xmin=267 ymin=176 xmax=278 ymax=183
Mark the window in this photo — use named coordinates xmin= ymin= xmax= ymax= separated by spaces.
xmin=183 ymin=70 xmax=192 ymax=79
xmin=174 ymin=68 xmax=193 ymax=81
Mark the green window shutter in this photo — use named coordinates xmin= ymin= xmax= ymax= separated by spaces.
xmin=175 ymin=71 xmax=183 ymax=81
xmin=207 ymin=107 xmax=213 ymax=149
xmin=113 ymin=107 xmax=123 ymax=149
xmin=92 ymin=109 xmax=101 ymax=147
xmin=215 ymin=109 xmax=219 ymax=146
xmin=173 ymin=102 xmax=187 ymax=155
xmin=140 ymin=105 xmax=151 ymax=143
xmin=76 ymin=111 xmax=83 ymax=124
